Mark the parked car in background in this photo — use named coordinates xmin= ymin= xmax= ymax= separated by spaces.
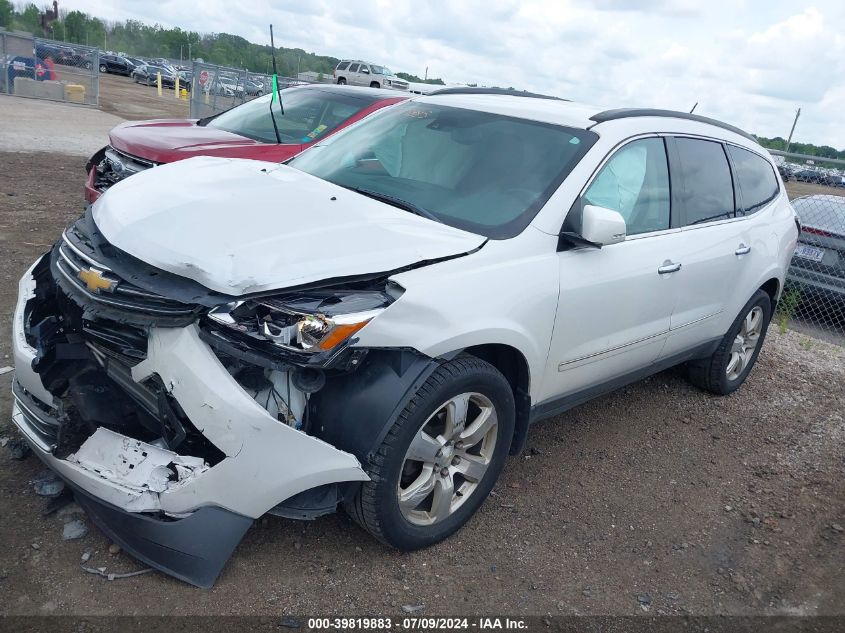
xmin=334 ymin=60 xmax=409 ymax=91
xmin=210 ymin=74 xmax=238 ymax=96
xmin=131 ymin=63 xmax=178 ymax=88
xmin=98 ymin=54 xmax=135 ymax=76
xmin=787 ymin=194 xmax=845 ymax=304
xmin=777 ymin=164 xmax=791 ymax=182
xmin=34 ymin=43 xmax=93 ymax=69
xmin=236 ymin=78 xmax=265 ymax=98
xmin=84 ymin=85 xmax=408 ymax=202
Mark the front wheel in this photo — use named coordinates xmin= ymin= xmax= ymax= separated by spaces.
xmin=99 ymin=64 xmax=107 ymax=73
xmin=345 ymin=356 xmax=515 ymax=550
xmin=687 ymin=289 xmax=772 ymax=395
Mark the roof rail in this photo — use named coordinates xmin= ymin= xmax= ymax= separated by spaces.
xmin=589 ymin=108 xmax=756 ymax=143
xmin=428 ymin=87 xmax=568 ymax=101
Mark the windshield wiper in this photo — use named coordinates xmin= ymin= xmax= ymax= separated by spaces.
xmin=352 ymin=188 xmax=442 ymax=223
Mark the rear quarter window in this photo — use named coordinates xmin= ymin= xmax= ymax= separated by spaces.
xmin=727 ymin=145 xmax=779 ymax=215
xmin=336 ymin=62 xmax=349 ymax=71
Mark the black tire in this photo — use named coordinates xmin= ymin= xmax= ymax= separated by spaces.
xmin=337 ymin=77 xmax=346 ymax=85
xmin=687 ymin=289 xmax=772 ymax=395
xmin=345 ymin=355 xmax=515 ymax=550
xmin=99 ymin=64 xmax=107 ymax=73
xmin=370 ymin=81 xmax=380 ymax=88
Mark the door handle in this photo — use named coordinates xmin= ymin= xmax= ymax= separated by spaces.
xmin=658 ymin=261 xmax=682 ymax=275
xmin=735 ymin=244 xmax=751 ymax=256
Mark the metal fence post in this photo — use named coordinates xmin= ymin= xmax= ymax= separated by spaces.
xmin=1 ymin=32 xmax=7 ymax=95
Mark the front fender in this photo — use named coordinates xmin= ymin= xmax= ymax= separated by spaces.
xmin=312 ymin=349 xmax=443 ymax=465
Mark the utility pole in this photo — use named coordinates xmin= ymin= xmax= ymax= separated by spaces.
xmin=785 ymin=107 xmax=801 ymax=154
xmin=188 ymin=41 xmax=192 ymax=62
xmin=424 ymin=66 xmax=428 ymax=81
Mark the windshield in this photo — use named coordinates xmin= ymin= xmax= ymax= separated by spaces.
xmin=370 ymin=65 xmax=389 ymax=75
xmin=289 ymin=102 xmax=597 ymax=238
xmin=207 ymin=88 xmax=380 ymax=144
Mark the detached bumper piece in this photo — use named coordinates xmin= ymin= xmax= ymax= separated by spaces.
xmin=69 ymin=479 xmax=252 ymax=588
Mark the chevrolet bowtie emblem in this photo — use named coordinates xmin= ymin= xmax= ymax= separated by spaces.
xmin=77 ymin=268 xmax=117 ymax=294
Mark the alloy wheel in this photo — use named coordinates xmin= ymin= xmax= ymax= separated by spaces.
xmin=398 ymin=392 xmax=498 ymax=526
xmin=726 ymin=306 xmax=763 ymax=380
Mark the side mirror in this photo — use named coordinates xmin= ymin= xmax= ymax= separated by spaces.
xmin=361 ymin=67 xmax=370 ymax=74
xmin=580 ymin=204 xmax=627 ymax=246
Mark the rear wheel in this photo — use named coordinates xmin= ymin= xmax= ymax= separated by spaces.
xmin=337 ymin=77 xmax=346 ymax=85
xmin=99 ymin=63 xmax=107 ymax=73
xmin=687 ymin=290 xmax=772 ymax=395
xmin=345 ymin=356 xmax=515 ymax=550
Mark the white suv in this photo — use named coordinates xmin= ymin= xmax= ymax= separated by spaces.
xmin=334 ymin=59 xmax=409 ymax=91
xmin=11 ymin=88 xmax=798 ymax=587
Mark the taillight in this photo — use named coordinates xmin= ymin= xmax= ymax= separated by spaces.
xmin=802 ymin=226 xmax=834 ymax=238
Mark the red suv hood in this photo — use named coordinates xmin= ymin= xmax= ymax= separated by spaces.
xmin=108 ymin=119 xmax=302 ymax=164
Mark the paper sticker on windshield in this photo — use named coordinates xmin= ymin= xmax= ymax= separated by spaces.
xmin=304 ymin=124 xmax=328 ymax=141
xmin=569 ymin=137 xmax=581 ymax=145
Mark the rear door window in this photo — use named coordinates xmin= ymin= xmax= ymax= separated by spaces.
xmin=348 ymin=63 xmax=360 ymax=73
xmin=727 ymin=145 xmax=779 ymax=215
xmin=675 ymin=137 xmax=736 ymax=226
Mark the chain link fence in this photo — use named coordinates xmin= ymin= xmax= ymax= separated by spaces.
xmin=189 ymin=60 xmax=308 ymax=118
xmin=0 ymin=30 xmax=98 ymax=105
xmin=777 ymin=192 xmax=845 ymax=345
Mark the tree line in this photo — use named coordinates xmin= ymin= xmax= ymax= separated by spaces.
xmin=0 ymin=1 xmax=447 ymax=84
xmin=756 ymin=136 xmax=845 ymax=162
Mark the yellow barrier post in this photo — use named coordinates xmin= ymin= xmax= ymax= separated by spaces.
xmin=175 ymin=75 xmax=180 ymax=98
xmin=157 ymin=72 xmax=162 ymax=97
xmin=181 ymin=88 xmax=188 ymax=100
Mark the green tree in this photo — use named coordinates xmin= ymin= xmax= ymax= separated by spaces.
xmin=16 ymin=3 xmax=43 ymax=35
xmin=0 ymin=0 xmax=13 ymax=28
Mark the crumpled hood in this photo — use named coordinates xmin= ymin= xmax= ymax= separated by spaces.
xmin=93 ymin=156 xmax=486 ymax=295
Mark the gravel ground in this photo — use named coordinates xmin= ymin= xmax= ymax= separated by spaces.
xmin=0 ymin=95 xmax=125 ymax=157
xmin=0 ymin=87 xmax=843 ymax=617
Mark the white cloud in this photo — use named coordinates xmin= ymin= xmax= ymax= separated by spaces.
xmin=65 ymin=0 xmax=845 ymax=147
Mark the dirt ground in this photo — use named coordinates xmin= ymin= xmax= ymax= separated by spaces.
xmin=98 ymin=72 xmax=191 ymax=120
xmin=0 ymin=82 xmax=843 ymax=617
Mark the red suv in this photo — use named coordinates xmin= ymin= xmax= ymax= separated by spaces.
xmin=85 ymin=84 xmax=408 ymax=203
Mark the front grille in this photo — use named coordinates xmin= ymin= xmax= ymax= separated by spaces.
xmin=94 ymin=147 xmax=156 ymax=192
xmin=55 ymin=230 xmax=200 ymax=320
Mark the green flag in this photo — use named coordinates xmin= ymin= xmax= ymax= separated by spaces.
xmin=271 ymin=74 xmax=279 ymax=103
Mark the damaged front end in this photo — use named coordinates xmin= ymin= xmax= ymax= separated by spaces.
xmin=11 ymin=210 xmax=443 ymax=586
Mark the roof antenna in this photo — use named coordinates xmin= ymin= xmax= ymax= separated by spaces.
xmin=689 ymin=102 xmax=698 ymax=114
xmin=267 ymin=24 xmax=283 ymax=144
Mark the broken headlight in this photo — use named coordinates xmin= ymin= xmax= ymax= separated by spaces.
xmin=208 ymin=290 xmax=393 ymax=354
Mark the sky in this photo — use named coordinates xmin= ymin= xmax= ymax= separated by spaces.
xmin=66 ymin=0 xmax=845 ymax=149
